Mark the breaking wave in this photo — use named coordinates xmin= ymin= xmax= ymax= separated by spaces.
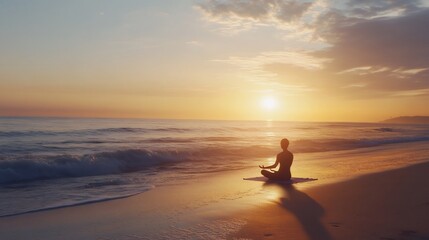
xmin=0 ymin=146 xmax=273 ymax=184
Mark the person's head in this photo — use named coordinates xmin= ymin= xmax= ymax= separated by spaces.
xmin=281 ymin=138 xmax=289 ymax=150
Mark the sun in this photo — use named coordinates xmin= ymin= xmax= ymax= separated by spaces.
xmin=260 ymin=97 xmax=277 ymax=111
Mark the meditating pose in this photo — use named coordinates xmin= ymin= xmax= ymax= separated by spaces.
xmin=259 ymin=138 xmax=293 ymax=180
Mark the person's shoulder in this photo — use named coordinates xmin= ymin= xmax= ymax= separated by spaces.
xmin=278 ymin=151 xmax=289 ymax=157
xmin=282 ymin=150 xmax=293 ymax=158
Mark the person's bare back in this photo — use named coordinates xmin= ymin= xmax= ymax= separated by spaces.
xmin=259 ymin=139 xmax=293 ymax=180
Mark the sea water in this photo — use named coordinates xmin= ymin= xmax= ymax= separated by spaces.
xmin=1 ymin=117 xmax=428 ymax=217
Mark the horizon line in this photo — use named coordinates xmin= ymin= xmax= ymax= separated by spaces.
xmin=0 ymin=114 xmax=387 ymax=124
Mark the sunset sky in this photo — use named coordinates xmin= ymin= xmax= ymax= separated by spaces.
xmin=1 ymin=0 xmax=429 ymax=122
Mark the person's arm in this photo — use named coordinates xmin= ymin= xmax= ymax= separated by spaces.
xmin=259 ymin=155 xmax=279 ymax=169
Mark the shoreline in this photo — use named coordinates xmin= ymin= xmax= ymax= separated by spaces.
xmin=1 ymin=141 xmax=429 ymax=239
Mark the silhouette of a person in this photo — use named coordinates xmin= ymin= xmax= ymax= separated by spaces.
xmin=259 ymin=138 xmax=293 ymax=180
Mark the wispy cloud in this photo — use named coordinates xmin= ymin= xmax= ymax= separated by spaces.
xmin=390 ymin=88 xmax=429 ymax=97
xmin=186 ymin=40 xmax=203 ymax=46
xmin=217 ymin=51 xmax=329 ymax=69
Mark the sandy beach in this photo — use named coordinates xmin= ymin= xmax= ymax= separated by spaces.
xmin=1 ymin=141 xmax=429 ymax=240
xmin=235 ymin=161 xmax=429 ymax=240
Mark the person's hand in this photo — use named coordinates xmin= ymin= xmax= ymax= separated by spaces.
xmin=259 ymin=165 xmax=265 ymax=169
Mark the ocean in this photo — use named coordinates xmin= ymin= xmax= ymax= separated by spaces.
xmin=1 ymin=117 xmax=428 ymax=217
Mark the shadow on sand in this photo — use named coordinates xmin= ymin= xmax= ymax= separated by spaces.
xmin=263 ymin=182 xmax=333 ymax=240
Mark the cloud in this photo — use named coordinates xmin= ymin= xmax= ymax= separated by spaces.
xmin=321 ymin=8 xmax=429 ymax=70
xmin=214 ymin=51 xmax=330 ymax=90
xmin=390 ymin=88 xmax=429 ymax=97
xmin=196 ymin=0 xmax=323 ymax=34
xmin=218 ymin=51 xmax=329 ymax=70
xmin=316 ymin=7 xmax=429 ymax=94
xmin=197 ymin=0 xmax=274 ymax=20
xmin=344 ymin=0 xmax=422 ymax=18
xmin=186 ymin=40 xmax=203 ymax=46
xmin=197 ymin=0 xmax=429 ymax=97
xmin=196 ymin=0 xmax=314 ymax=22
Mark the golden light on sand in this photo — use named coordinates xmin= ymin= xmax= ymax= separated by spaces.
xmin=260 ymin=97 xmax=277 ymax=111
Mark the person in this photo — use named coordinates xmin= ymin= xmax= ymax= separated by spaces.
xmin=259 ymin=138 xmax=293 ymax=180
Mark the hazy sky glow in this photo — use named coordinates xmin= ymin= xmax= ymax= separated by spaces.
xmin=1 ymin=0 xmax=429 ymax=121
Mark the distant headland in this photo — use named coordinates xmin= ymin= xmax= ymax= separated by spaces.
xmin=382 ymin=116 xmax=429 ymax=124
